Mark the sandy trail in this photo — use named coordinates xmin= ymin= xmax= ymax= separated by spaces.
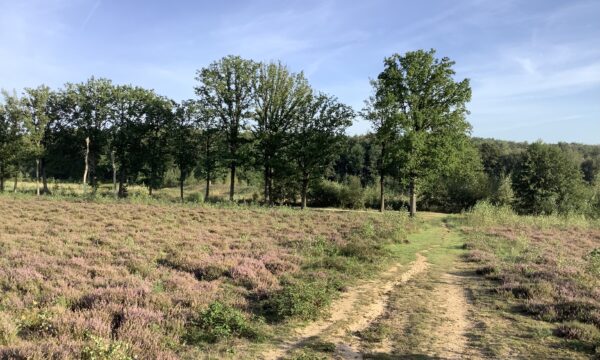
xmin=262 ymin=253 xmax=428 ymax=360
xmin=427 ymin=271 xmax=478 ymax=360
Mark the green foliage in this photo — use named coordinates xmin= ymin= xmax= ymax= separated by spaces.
xmin=265 ymin=278 xmax=333 ymax=321
xmin=513 ymin=142 xmax=588 ymax=215
xmin=81 ymin=335 xmax=133 ymax=360
xmin=491 ymin=175 xmax=514 ymax=207
xmin=308 ymin=177 xmax=364 ymax=209
xmin=584 ymin=248 xmax=600 ymax=276
xmin=289 ymin=92 xmax=354 ymax=207
xmin=185 ymin=301 xmax=258 ymax=343
xmin=373 ymin=49 xmax=473 ymax=214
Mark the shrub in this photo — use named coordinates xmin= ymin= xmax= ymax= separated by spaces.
xmin=265 ymin=278 xmax=333 ymax=321
xmin=308 ymin=180 xmax=342 ymax=207
xmin=185 ymin=301 xmax=257 ymax=343
xmin=308 ymin=177 xmax=365 ymax=209
xmin=338 ymin=176 xmax=364 ymax=209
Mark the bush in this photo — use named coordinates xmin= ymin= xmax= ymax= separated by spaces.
xmin=308 ymin=180 xmax=342 ymax=208
xmin=338 ymin=176 xmax=364 ymax=209
xmin=185 ymin=301 xmax=257 ymax=343
xmin=309 ymin=177 xmax=365 ymax=209
xmin=265 ymin=278 xmax=333 ymax=321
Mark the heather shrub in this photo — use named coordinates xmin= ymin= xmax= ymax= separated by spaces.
xmin=554 ymin=321 xmax=600 ymax=343
xmin=81 ymin=334 xmax=133 ymax=360
xmin=0 ymin=313 xmax=18 ymax=346
xmin=185 ymin=301 xmax=258 ymax=343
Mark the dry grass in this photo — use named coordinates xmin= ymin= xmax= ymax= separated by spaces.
xmin=0 ymin=195 xmax=411 ymax=359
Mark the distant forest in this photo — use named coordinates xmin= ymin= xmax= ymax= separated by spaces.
xmin=1 ymin=50 xmax=599 ymax=216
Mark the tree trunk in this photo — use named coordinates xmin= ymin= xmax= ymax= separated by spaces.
xmin=301 ymin=172 xmax=309 ymax=210
xmin=118 ymin=169 xmax=127 ymax=198
xmin=0 ymin=163 xmax=4 ymax=192
xmin=268 ymin=168 xmax=273 ymax=206
xmin=83 ymin=137 xmax=90 ymax=195
xmin=111 ymin=151 xmax=117 ymax=198
xmin=179 ymin=172 xmax=185 ymax=203
xmin=205 ymin=171 xmax=210 ymax=202
xmin=35 ymin=159 xmax=40 ymax=196
xmin=229 ymin=163 xmax=236 ymax=202
xmin=409 ymin=178 xmax=417 ymax=217
xmin=380 ymin=174 xmax=385 ymax=212
xmin=264 ymin=165 xmax=269 ymax=204
xmin=13 ymin=171 xmax=18 ymax=193
xmin=149 ymin=186 xmax=153 ymax=196
xmin=41 ymin=158 xmax=50 ymax=194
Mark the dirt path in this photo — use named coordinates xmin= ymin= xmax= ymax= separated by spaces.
xmin=427 ymin=271 xmax=474 ymax=359
xmin=261 ymin=253 xmax=428 ymax=360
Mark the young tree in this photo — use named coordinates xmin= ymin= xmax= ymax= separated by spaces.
xmin=172 ymin=100 xmax=201 ymax=202
xmin=290 ymin=92 xmax=354 ymax=209
xmin=22 ymin=85 xmax=54 ymax=195
xmin=375 ymin=49 xmax=472 ymax=216
xmin=195 ymin=55 xmax=259 ymax=201
xmin=253 ymin=61 xmax=311 ymax=204
xmin=362 ymin=79 xmax=399 ymax=212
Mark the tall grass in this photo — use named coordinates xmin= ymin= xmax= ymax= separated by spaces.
xmin=465 ymin=201 xmax=600 ymax=229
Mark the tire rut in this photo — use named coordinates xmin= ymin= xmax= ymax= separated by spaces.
xmin=262 ymin=252 xmax=429 ymax=360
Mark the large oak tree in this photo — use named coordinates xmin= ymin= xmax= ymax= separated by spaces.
xmin=375 ymin=49 xmax=472 ymax=216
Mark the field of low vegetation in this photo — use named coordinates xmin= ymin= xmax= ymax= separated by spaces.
xmin=0 ymin=195 xmax=412 ymax=359
xmin=461 ymin=203 xmax=600 ymax=358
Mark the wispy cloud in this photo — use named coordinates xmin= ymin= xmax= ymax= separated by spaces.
xmin=82 ymin=0 xmax=101 ymax=30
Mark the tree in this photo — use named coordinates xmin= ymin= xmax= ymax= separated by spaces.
xmin=195 ymin=55 xmax=259 ymax=201
xmin=513 ymin=142 xmax=587 ymax=215
xmin=61 ymin=77 xmax=114 ymax=193
xmin=290 ymin=92 xmax=354 ymax=209
xmin=0 ymin=92 xmax=25 ymax=192
xmin=22 ymin=85 xmax=54 ymax=195
xmin=375 ymin=49 xmax=472 ymax=216
xmin=363 ymin=79 xmax=400 ymax=212
xmin=195 ymin=106 xmax=224 ymax=202
xmin=110 ymin=85 xmax=150 ymax=198
xmin=141 ymin=95 xmax=174 ymax=195
xmin=172 ymin=100 xmax=201 ymax=202
xmin=253 ymin=61 xmax=311 ymax=204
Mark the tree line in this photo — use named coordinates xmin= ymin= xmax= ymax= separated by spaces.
xmin=1 ymin=49 xmax=598 ymax=216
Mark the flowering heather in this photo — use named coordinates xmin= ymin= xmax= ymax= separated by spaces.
xmin=0 ymin=196 xmax=409 ymax=358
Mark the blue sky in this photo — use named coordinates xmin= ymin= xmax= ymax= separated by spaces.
xmin=1 ymin=0 xmax=599 ymax=143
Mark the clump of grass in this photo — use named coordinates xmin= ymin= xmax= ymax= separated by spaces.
xmin=185 ymin=301 xmax=262 ymax=344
